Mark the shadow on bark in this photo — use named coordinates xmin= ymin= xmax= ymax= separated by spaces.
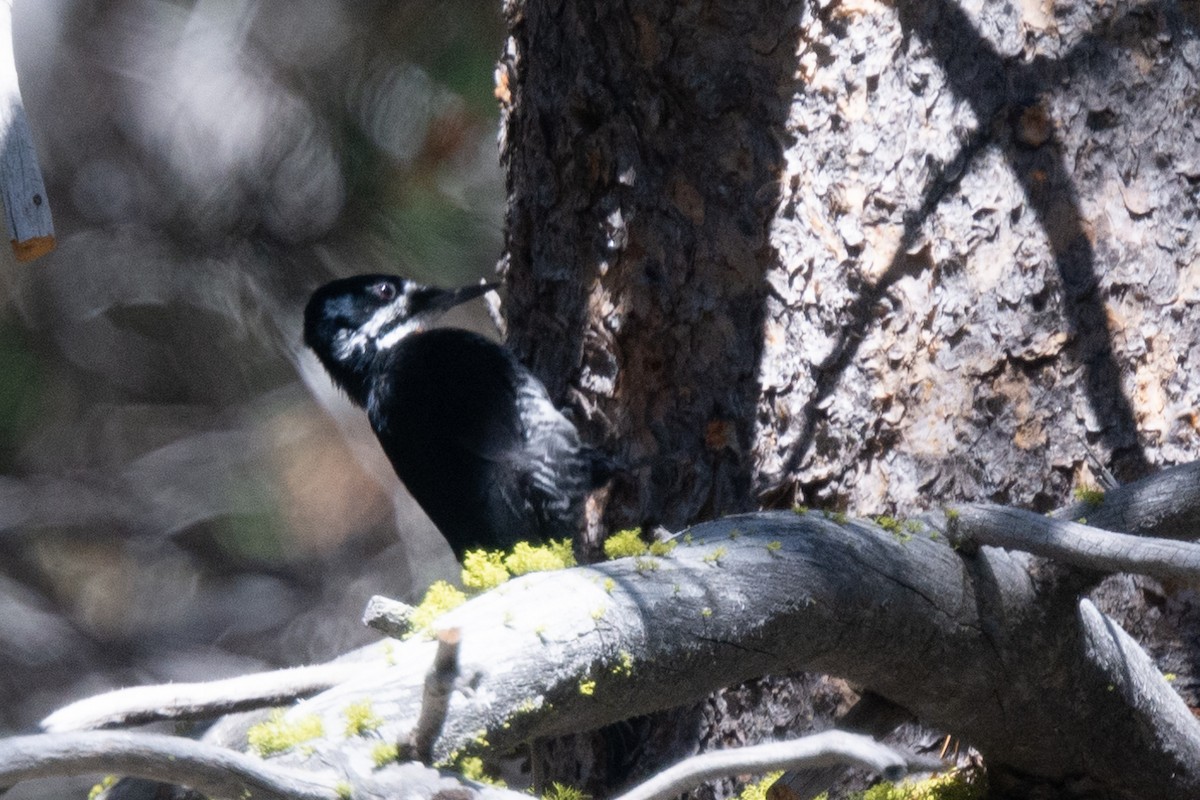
xmin=780 ymin=0 xmax=1165 ymax=488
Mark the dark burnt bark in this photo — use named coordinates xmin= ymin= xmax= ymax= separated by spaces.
xmin=498 ymin=0 xmax=798 ymax=553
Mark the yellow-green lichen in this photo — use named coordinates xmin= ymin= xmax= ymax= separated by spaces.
xmin=852 ymin=767 xmax=986 ymax=800
xmin=578 ymin=678 xmax=596 ymax=696
xmin=543 ymin=782 xmax=590 ymax=800
xmin=602 ymin=577 xmax=616 ymax=594
xmin=462 ymin=549 xmax=510 ymax=590
xmin=736 ymin=771 xmax=783 ymax=800
xmin=591 ymin=605 xmax=607 ymax=620
xmin=409 ymin=581 xmax=467 ymax=632
xmin=247 ymin=709 xmax=324 ymax=757
xmin=506 ymin=539 xmax=575 ymax=575
xmin=370 ymin=741 xmax=399 ymax=768
xmin=1073 ymin=486 xmax=1106 ymax=505
xmin=454 ymin=755 xmax=506 ymax=786
xmin=702 ymin=546 xmax=728 ymax=564
xmin=382 ymin=640 xmax=397 ymax=666
xmin=611 ymin=649 xmax=634 ymax=677
xmin=603 ymin=528 xmax=648 ymax=559
xmin=701 ymin=607 xmax=713 ymax=618
xmin=88 ymin=775 xmax=117 ymax=800
xmin=633 ymin=556 xmax=661 ymax=573
xmin=342 ymin=700 xmax=383 ymax=738
xmin=648 ymin=539 xmax=678 ymax=556
xmin=766 ymin=540 xmax=783 ymax=554
xmin=335 ymin=781 xmax=353 ymax=800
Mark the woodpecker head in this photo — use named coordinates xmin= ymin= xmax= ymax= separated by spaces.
xmin=304 ymin=274 xmax=496 ymax=404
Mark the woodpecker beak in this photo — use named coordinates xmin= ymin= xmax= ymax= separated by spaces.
xmin=426 ymin=282 xmax=500 ymax=315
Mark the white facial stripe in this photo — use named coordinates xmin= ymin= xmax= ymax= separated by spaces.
xmin=332 ymin=294 xmax=412 ymax=362
xmin=375 ymin=317 xmax=424 ymax=351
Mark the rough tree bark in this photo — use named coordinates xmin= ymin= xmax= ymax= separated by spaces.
xmin=496 ymin=0 xmax=1200 ymax=795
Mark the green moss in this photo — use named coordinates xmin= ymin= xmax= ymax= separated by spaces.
xmin=1073 ymin=486 xmax=1106 ymax=505
xmin=342 ymin=700 xmax=383 ymax=737
xmin=604 ymin=528 xmax=648 ymax=559
xmin=832 ymin=511 xmax=848 ymax=524
xmin=88 ymin=775 xmax=117 ymax=800
xmin=410 ymin=581 xmax=467 ymax=632
xmin=543 ymin=782 xmax=590 ymax=800
xmin=370 ymin=741 xmax=400 ymax=768
xmin=462 ymin=549 xmax=510 ymax=590
xmin=766 ymin=540 xmax=783 ymax=554
xmin=728 ymin=528 xmax=741 ymax=540
xmin=247 ymin=709 xmax=324 ymax=757
xmin=737 ymin=771 xmax=783 ymax=800
xmin=792 ymin=504 xmax=808 ymax=515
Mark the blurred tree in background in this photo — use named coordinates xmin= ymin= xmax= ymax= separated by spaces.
xmin=0 ymin=0 xmax=506 ymax=762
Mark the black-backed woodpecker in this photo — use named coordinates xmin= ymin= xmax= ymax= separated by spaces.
xmin=303 ymin=274 xmax=611 ymax=558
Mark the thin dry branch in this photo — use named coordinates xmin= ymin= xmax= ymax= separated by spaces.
xmin=0 ymin=731 xmax=340 ymax=800
xmin=611 ymin=732 xmax=940 ymax=800
xmin=41 ymin=662 xmax=368 ymax=733
xmin=947 ymin=504 xmax=1200 ymax=581
xmin=409 ymin=627 xmax=461 ymax=764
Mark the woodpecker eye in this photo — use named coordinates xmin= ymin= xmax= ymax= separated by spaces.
xmin=370 ymin=281 xmax=398 ymax=302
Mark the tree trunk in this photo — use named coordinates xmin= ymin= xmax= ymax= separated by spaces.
xmin=498 ymin=0 xmax=1200 ymax=795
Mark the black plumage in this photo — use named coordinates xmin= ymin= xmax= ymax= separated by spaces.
xmin=303 ymin=274 xmax=610 ymax=558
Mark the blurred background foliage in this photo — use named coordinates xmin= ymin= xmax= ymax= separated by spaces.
xmin=0 ymin=0 xmax=507 ymax=758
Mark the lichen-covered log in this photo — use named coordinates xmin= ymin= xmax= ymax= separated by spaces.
xmin=194 ymin=482 xmax=1200 ymax=799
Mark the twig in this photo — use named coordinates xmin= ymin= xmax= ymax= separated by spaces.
xmin=769 ymin=692 xmax=914 ymax=800
xmin=945 ymin=504 xmax=1200 ymax=581
xmin=0 ymin=731 xmax=339 ymax=800
xmin=1054 ymin=460 xmax=1200 ymax=541
xmin=41 ymin=662 xmax=368 ymax=732
xmin=0 ymin=0 xmax=54 ymax=261
xmin=407 ymin=628 xmax=461 ymax=764
xmin=611 ymin=732 xmax=939 ymax=800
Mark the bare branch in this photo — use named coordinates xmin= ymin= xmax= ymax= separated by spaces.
xmin=409 ymin=627 xmax=461 ymax=764
xmin=1055 ymin=460 xmax=1200 ymax=541
xmin=611 ymin=732 xmax=939 ymax=800
xmin=946 ymin=504 xmax=1200 ymax=582
xmin=41 ymin=662 xmax=371 ymax=733
xmin=0 ymin=731 xmax=339 ymax=800
xmin=770 ymin=692 xmax=914 ymax=800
